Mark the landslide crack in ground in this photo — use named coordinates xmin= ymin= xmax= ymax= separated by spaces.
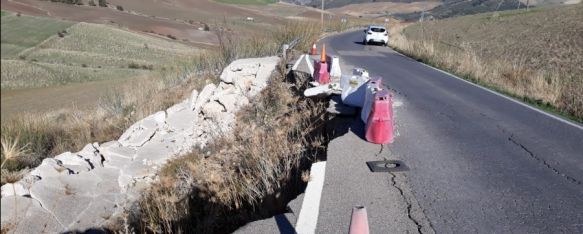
xmin=508 ymin=135 xmax=581 ymax=186
xmin=388 ymin=171 xmax=426 ymax=234
xmin=374 ymin=144 xmax=384 ymax=158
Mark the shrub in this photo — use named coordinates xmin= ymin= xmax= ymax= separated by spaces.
xmin=88 ymin=0 xmax=96 ymax=6
xmin=166 ymin=34 xmax=177 ymax=40
xmin=116 ymin=5 xmax=123 ymax=11
xmin=98 ymin=0 xmax=107 ymax=7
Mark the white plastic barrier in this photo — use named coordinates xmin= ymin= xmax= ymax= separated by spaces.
xmin=353 ymin=68 xmax=369 ymax=78
xmin=361 ymin=76 xmax=383 ymax=123
xmin=340 ymin=75 xmax=369 ymax=107
xmin=330 ymin=56 xmax=342 ymax=78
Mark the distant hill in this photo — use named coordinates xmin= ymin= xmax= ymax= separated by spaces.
xmin=394 ymin=0 xmax=527 ymax=20
xmin=284 ymin=0 xmax=577 ymax=19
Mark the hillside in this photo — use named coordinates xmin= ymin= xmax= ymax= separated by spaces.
xmin=285 ymin=0 xmax=577 ymax=20
xmin=1 ymin=12 xmax=198 ymax=117
xmin=0 ymin=0 xmax=325 ymax=47
xmin=394 ymin=4 xmax=583 ymax=120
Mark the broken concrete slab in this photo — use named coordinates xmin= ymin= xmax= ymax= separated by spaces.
xmin=54 ymin=152 xmax=93 ymax=171
xmin=202 ymin=101 xmax=226 ymax=120
xmin=166 ymin=108 xmax=198 ymax=132
xmin=30 ymin=158 xmax=72 ymax=179
xmin=188 ymin=90 xmax=199 ymax=111
xmin=194 ymin=84 xmax=217 ymax=113
xmin=217 ymin=93 xmax=239 ymax=113
xmin=1 ymin=56 xmax=280 ymax=233
xmin=1 ymin=195 xmax=64 ymax=233
xmin=1 ymin=182 xmax=29 ymax=197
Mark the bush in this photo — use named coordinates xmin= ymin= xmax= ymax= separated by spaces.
xmin=88 ymin=0 xmax=96 ymax=6
xmin=98 ymin=0 xmax=107 ymax=7
xmin=116 ymin=5 xmax=123 ymax=11
xmin=167 ymin=34 xmax=177 ymax=40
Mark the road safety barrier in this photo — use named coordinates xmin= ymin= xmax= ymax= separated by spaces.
xmin=330 ymin=56 xmax=342 ymax=78
xmin=349 ymin=206 xmax=370 ymax=234
xmin=361 ymin=76 xmax=383 ymax=123
xmin=310 ymin=43 xmax=318 ymax=55
xmin=365 ymin=90 xmax=394 ymax=144
xmin=314 ymin=45 xmax=330 ymax=84
xmin=340 ymin=75 xmax=369 ymax=107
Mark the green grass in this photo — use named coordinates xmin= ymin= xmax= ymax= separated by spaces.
xmin=1 ymin=19 xmax=199 ymax=89
xmin=1 ymin=14 xmax=74 ymax=58
xmin=1 ymin=11 xmax=7 ymax=17
xmin=215 ymin=0 xmax=275 ymax=5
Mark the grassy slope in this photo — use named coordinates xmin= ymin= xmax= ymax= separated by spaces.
xmin=394 ymin=4 xmax=583 ymax=121
xmin=403 ymin=5 xmax=583 ymax=77
xmin=1 ymin=15 xmax=198 ymax=90
xmin=1 ymin=14 xmax=74 ymax=58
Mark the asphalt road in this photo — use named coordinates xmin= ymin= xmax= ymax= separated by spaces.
xmin=317 ymin=30 xmax=583 ymax=233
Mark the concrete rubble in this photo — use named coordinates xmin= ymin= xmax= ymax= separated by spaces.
xmin=0 ymin=56 xmax=279 ymax=233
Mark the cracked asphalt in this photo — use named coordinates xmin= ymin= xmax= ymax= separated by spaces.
xmin=316 ymin=30 xmax=583 ymax=233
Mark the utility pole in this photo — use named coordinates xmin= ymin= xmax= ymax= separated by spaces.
xmin=321 ymin=0 xmax=324 ymax=31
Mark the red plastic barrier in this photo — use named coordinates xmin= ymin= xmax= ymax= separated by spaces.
xmin=365 ymin=90 xmax=394 ymax=144
xmin=313 ymin=60 xmax=330 ymax=84
xmin=349 ymin=206 xmax=370 ymax=234
xmin=318 ymin=62 xmax=330 ymax=84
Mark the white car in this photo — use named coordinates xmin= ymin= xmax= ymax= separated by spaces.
xmin=363 ymin=26 xmax=389 ymax=46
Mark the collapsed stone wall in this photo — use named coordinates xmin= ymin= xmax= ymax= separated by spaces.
xmin=0 ymin=57 xmax=280 ymax=234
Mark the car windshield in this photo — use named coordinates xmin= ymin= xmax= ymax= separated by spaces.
xmin=370 ymin=27 xmax=386 ymax=33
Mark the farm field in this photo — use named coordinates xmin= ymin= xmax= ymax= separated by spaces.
xmin=0 ymin=13 xmax=199 ymax=118
xmin=1 ymin=13 xmax=73 ymax=58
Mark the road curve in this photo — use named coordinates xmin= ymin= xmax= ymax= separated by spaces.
xmin=318 ymin=30 xmax=583 ymax=233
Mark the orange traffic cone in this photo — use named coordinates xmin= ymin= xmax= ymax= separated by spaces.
xmin=320 ymin=44 xmax=327 ymax=63
xmin=310 ymin=43 xmax=318 ymax=55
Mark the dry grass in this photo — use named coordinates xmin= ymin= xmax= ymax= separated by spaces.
xmin=390 ymin=4 xmax=583 ymax=121
xmin=132 ymin=60 xmax=327 ymax=233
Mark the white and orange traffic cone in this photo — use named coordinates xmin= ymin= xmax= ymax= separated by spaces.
xmin=310 ymin=43 xmax=318 ymax=55
xmin=349 ymin=206 xmax=370 ymax=234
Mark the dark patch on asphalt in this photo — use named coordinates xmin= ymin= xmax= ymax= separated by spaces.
xmin=367 ymin=160 xmax=409 ymax=173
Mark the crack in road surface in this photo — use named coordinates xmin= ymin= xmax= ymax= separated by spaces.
xmin=508 ymin=135 xmax=582 ymax=186
xmin=386 ymin=169 xmax=435 ymax=234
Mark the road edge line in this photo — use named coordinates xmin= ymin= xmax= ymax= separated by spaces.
xmin=295 ymin=161 xmax=326 ymax=234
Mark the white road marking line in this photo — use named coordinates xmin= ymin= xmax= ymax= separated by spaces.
xmin=295 ymin=161 xmax=326 ymax=234
xmin=415 ymin=62 xmax=583 ymax=130
xmin=292 ymin=54 xmax=304 ymax=71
